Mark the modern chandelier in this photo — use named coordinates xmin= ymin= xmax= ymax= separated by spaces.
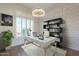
xmin=32 ymin=8 xmax=45 ymax=17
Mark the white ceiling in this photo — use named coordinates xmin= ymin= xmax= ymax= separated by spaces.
xmin=22 ymin=3 xmax=54 ymax=9
xmin=21 ymin=3 xmax=62 ymax=12
xmin=21 ymin=3 xmax=78 ymax=13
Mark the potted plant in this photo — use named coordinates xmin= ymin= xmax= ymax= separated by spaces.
xmin=2 ymin=30 xmax=13 ymax=50
xmin=27 ymin=28 xmax=32 ymax=36
xmin=22 ymin=29 xmax=27 ymax=37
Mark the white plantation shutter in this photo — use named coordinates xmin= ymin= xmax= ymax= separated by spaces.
xmin=16 ymin=16 xmax=34 ymax=37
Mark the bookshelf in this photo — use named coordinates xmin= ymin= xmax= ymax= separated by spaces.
xmin=43 ymin=18 xmax=63 ymax=47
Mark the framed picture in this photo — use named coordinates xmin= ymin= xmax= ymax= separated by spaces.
xmin=1 ymin=14 xmax=13 ymax=26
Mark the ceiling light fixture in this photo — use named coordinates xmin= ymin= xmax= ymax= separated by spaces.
xmin=32 ymin=8 xmax=45 ymax=17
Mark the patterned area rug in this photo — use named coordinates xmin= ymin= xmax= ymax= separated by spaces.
xmin=22 ymin=43 xmax=67 ymax=56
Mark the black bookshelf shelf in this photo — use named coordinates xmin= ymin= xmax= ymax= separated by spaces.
xmin=43 ymin=18 xmax=63 ymax=47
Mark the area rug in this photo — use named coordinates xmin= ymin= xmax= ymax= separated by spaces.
xmin=21 ymin=43 xmax=67 ymax=56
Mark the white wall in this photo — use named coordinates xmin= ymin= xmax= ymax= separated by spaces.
xmin=63 ymin=6 xmax=79 ymax=51
xmin=33 ymin=17 xmax=44 ymax=34
xmin=40 ymin=4 xmax=79 ymax=51
xmin=0 ymin=3 xmax=32 ymax=46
